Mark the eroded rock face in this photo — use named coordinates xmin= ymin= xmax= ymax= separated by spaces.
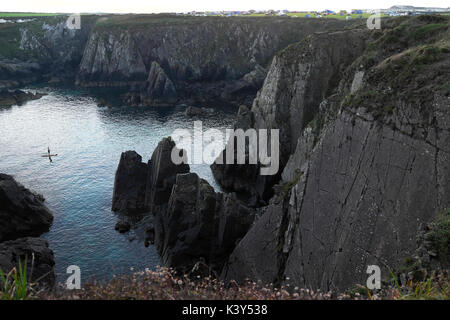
xmin=0 ymin=237 xmax=55 ymax=288
xmin=75 ymin=16 xmax=349 ymax=106
xmin=212 ymin=30 xmax=369 ymax=203
xmin=222 ymin=17 xmax=450 ymax=291
xmin=112 ymin=151 xmax=149 ymax=214
xmin=158 ymin=172 xmax=254 ymax=273
xmin=112 ymin=138 xmax=189 ymax=216
xmin=211 ymin=105 xmax=262 ymax=203
xmin=145 ymin=62 xmax=177 ymax=103
xmin=77 ymin=31 xmax=147 ymax=84
xmin=146 ymin=137 xmax=190 ymax=209
xmin=0 ymin=174 xmax=53 ymax=242
xmin=123 ymin=61 xmax=178 ymax=107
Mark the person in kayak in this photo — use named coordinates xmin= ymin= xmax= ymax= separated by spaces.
xmin=48 ymin=147 xmax=52 ymax=163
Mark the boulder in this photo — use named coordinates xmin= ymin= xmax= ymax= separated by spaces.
xmin=185 ymin=106 xmax=203 ymax=117
xmin=0 ymin=237 xmax=55 ymax=288
xmin=0 ymin=174 xmax=53 ymax=242
xmin=114 ymin=221 xmax=131 ymax=233
xmin=111 ymin=151 xmax=149 ymax=214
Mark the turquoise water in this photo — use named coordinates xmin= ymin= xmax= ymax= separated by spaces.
xmin=0 ymin=88 xmax=235 ymax=282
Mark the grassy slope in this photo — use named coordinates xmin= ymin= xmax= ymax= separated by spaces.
xmin=343 ymin=15 xmax=450 ymax=120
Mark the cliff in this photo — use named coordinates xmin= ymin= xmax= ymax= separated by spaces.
xmin=0 ymin=15 xmax=97 ymax=87
xmin=221 ymin=15 xmax=450 ymax=291
xmin=212 ymin=28 xmax=370 ymax=202
xmin=108 ymin=16 xmax=449 ymax=292
xmin=0 ymin=14 xmax=353 ymax=105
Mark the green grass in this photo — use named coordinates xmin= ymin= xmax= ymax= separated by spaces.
xmin=427 ymin=207 xmax=450 ymax=268
xmin=0 ymin=257 xmax=29 ymax=300
xmin=0 ymin=12 xmax=60 ymax=18
xmin=389 ymin=271 xmax=450 ymax=300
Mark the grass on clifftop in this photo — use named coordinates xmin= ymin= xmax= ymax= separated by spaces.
xmin=0 ymin=13 xmax=60 ymax=18
xmin=342 ymin=15 xmax=450 ymax=121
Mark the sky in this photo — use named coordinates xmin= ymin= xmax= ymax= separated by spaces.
xmin=1 ymin=0 xmax=449 ymax=14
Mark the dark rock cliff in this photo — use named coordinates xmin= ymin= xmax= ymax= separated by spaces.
xmin=112 ymin=151 xmax=149 ymax=214
xmin=221 ymin=16 xmax=450 ymax=291
xmin=0 ymin=15 xmax=97 ymax=87
xmin=0 ymin=14 xmax=356 ymax=106
xmin=75 ymin=15 xmax=350 ymax=106
xmin=162 ymin=172 xmax=254 ymax=274
xmin=212 ymin=28 xmax=370 ymax=202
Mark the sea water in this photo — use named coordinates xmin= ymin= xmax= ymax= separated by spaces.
xmin=0 ymin=87 xmax=235 ymax=282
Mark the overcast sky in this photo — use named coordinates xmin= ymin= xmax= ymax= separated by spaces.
xmin=2 ymin=0 xmax=449 ymax=14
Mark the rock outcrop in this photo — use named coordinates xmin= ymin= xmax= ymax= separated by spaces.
xmin=222 ymin=16 xmax=450 ymax=291
xmin=112 ymin=138 xmax=189 ymax=215
xmin=159 ymin=172 xmax=254 ymax=273
xmin=146 ymin=137 xmax=190 ymax=209
xmin=0 ymin=89 xmax=44 ymax=107
xmin=0 ymin=174 xmax=55 ymax=287
xmin=145 ymin=61 xmax=177 ymax=103
xmin=211 ymin=105 xmax=267 ymax=205
xmin=123 ymin=61 xmax=177 ymax=106
xmin=112 ymin=151 xmax=149 ymax=214
xmin=0 ymin=237 xmax=55 ymax=288
xmin=0 ymin=174 xmax=53 ymax=242
xmin=113 ymin=137 xmax=254 ymax=274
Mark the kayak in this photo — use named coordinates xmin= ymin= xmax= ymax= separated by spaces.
xmin=41 ymin=154 xmax=58 ymax=157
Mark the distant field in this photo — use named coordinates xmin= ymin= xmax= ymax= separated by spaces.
xmin=248 ymin=12 xmax=388 ymax=19
xmin=0 ymin=12 xmax=60 ymax=18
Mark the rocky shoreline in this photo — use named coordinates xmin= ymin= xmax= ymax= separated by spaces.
xmin=0 ymin=89 xmax=45 ymax=107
